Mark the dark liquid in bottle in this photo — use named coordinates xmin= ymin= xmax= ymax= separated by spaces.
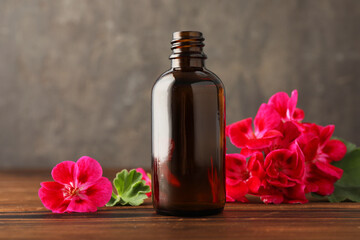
xmin=152 ymin=69 xmax=225 ymax=216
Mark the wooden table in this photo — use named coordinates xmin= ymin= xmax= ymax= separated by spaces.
xmin=1 ymin=170 xmax=360 ymax=240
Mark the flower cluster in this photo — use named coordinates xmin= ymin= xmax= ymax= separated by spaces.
xmin=226 ymin=90 xmax=347 ymax=204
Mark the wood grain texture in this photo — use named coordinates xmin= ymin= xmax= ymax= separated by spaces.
xmin=1 ymin=170 xmax=360 ymax=240
xmin=0 ymin=0 xmax=359 ymax=169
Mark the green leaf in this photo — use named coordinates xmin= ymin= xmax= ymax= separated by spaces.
xmin=106 ymin=169 xmax=150 ymax=207
xmin=328 ymin=186 xmax=360 ymax=203
xmin=332 ymin=149 xmax=360 ymax=187
xmin=326 ymin=138 xmax=360 ymax=202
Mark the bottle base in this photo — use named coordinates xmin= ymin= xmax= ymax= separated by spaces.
xmin=155 ymin=207 xmax=224 ymax=217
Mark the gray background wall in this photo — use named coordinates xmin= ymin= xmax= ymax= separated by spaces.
xmin=1 ymin=0 xmax=359 ymax=169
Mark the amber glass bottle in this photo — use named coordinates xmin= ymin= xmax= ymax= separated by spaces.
xmin=151 ymin=31 xmax=225 ymax=216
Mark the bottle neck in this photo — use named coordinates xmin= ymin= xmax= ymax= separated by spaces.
xmin=171 ymin=58 xmax=205 ymax=70
xmin=170 ymin=31 xmax=207 ymax=71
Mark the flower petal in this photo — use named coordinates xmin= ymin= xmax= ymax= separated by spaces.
xmin=84 ymin=177 xmax=113 ymax=207
xmin=246 ymin=138 xmax=273 ymax=149
xmin=319 ymin=125 xmax=335 ymax=145
xmin=314 ymin=161 xmax=343 ymax=179
xmin=229 ymin=131 xmax=250 ymax=148
xmin=247 ymin=176 xmax=261 ymax=193
xmin=225 ymin=125 xmax=230 ymax=137
xmin=293 ymin=108 xmax=305 ymax=121
xmin=38 ymin=183 xmax=69 ymax=213
xmin=228 ymin=118 xmax=253 ymax=148
xmin=66 ymin=196 xmax=97 ymax=213
xmin=305 ymin=182 xmax=319 ymax=193
xmin=286 ymin=90 xmax=300 ymax=119
xmin=226 ymin=194 xmax=236 ymax=202
xmin=136 ymin=168 xmax=151 ymax=186
xmin=240 ymin=147 xmax=257 ymax=157
xmin=226 ymin=180 xmax=248 ymax=202
xmin=323 ymin=139 xmax=347 ymax=162
xmin=75 ymin=156 xmax=103 ymax=185
xmin=226 ymin=178 xmax=243 ymax=186
xmin=51 ymin=161 xmax=75 ymax=185
xmin=268 ymin=92 xmax=290 ymax=118
xmin=267 ymin=176 xmax=296 ymax=188
xmin=279 ymin=122 xmax=301 ymax=145
xmin=283 ymin=184 xmax=308 ymax=204
xmin=254 ymin=104 xmax=281 ymax=136
xmin=290 ymin=143 xmax=305 ymax=179
xmin=136 ymin=168 xmax=152 ymax=197
xmin=266 ymin=161 xmax=279 ymax=178
xmin=262 ymin=130 xmax=283 ymax=139
xmin=226 ymin=154 xmax=247 ymax=180
xmin=248 ymin=152 xmax=265 ymax=178
xmin=264 ymin=149 xmax=293 ymax=169
xmin=297 ymin=133 xmax=319 ymax=162
xmin=312 ymin=178 xmax=336 ymax=196
xmin=40 ymin=181 xmax=64 ymax=191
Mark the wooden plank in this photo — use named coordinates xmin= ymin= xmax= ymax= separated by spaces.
xmin=1 ymin=171 xmax=360 ymax=240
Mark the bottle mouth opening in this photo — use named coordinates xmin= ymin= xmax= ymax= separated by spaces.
xmin=170 ymin=31 xmax=207 ymax=59
xmin=172 ymin=31 xmax=203 ymax=40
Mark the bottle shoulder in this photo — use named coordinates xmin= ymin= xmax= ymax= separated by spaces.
xmin=153 ymin=68 xmax=224 ymax=89
xmin=202 ymin=68 xmax=225 ymax=88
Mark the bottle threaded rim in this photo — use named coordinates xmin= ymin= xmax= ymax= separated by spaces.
xmin=170 ymin=31 xmax=207 ymax=59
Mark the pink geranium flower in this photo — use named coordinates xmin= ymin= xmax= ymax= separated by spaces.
xmin=268 ymin=89 xmax=304 ymax=122
xmin=297 ymin=123 xmax=346 ymax=195
xmin=258 ymin=144 xmax=308 ymax=204
xmin=264 ymin=144 xmax=305 ymax=188
xmin=136 ymin=168 xmax=152 ymax=197
xmin=227 ymin=104 xmax=282 ymax=155
xmin=38 ymin=156 xmax=112 ymax=213
xmin=226 ymin=152 xmax=265 ymax=202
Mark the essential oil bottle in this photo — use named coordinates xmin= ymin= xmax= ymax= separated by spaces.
xmin=151 ymin=31 xmax=226 ymax=216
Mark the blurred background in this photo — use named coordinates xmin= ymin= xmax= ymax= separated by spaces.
xmin=0 ymin=0 xmax=359 ymax=169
